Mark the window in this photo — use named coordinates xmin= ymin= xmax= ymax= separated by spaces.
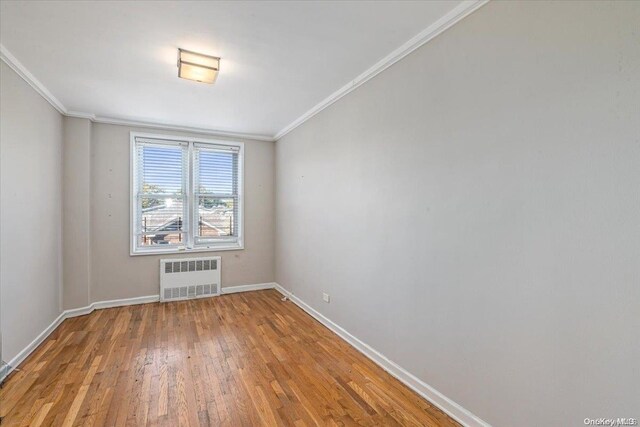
xmin=131 ymin=132 xmax=243 ymax=255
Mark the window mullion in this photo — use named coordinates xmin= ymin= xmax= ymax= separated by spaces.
xmin=187 ymin=141 xmax=195 ymax=249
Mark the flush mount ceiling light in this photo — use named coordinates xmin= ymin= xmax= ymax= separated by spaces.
xmin=177 ymin=48 xmax=220 ymax=84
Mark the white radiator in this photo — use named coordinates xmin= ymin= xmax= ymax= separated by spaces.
xmin=159 ymin=256 xmax=221 ymax=302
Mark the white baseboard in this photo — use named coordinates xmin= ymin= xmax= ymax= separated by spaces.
xmin=274 ymin=283 xmax=292 ymax=299
xmin=93 ymin=295 xmax=160 ymax=310
xmin=272 ymin=283 xmax=490 ymax=427
xmin=65 ymin=294 xmax=160 ymax=319
xmin=221 ymin=282 xmax=277 ymax=294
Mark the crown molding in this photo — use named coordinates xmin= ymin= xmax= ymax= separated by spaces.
xmin=1 ymin=44 xmax=274 ymax=142
xmin=66 ymin=111 xmax=275 ymax=141
xmin=273 ymin=0 xmax=489 ymax=141
xmin=96 ymin=116 xmax=275 ymax=141
xmin=65 ymin=110 xmax=95 ymax=120
xmin=0 ymin=44 xmax=67 ymax=114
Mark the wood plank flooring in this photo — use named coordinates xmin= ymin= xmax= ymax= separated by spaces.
xmin=0 ymin=290 xmax=459 ymax=426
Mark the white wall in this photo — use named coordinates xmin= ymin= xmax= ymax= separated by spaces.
xmin=1 ymin=61 xmax=63 ymax=361
xmin=275 ymin=1 xmax=640 ymax=426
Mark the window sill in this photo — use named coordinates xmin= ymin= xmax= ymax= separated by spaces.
xmin=130 ymin=244 xmax=244 ymax=257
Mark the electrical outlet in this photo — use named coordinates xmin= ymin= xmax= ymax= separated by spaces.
xmin=323 ymin=293 xmax=330 ymax=303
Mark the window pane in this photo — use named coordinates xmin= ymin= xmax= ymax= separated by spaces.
xmin=197 ymin=150 xmax=237 ymax=195
xmin=138 ymin=232 xmax=185 ymax=247
xmin=196 ymin=197 xmax=237 ymax=239
xmin=139 ymin=197 xmax=185 ymax=243
xmin=139 ymin=144 xmax=185 ymax=194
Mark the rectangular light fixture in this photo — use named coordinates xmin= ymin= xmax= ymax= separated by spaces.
xmin=177 ymin=48 xmax=220 ymax=84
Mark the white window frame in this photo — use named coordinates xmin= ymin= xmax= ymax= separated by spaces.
xmin=130 ymin=131 xmax=244 ymax=256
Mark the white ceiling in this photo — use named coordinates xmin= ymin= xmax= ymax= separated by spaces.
xmin=0 ymin=1 xmax=465 ymax=139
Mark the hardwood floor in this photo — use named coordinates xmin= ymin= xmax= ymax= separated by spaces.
xmin=0 ymin=290 xmax=459 ymax=426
